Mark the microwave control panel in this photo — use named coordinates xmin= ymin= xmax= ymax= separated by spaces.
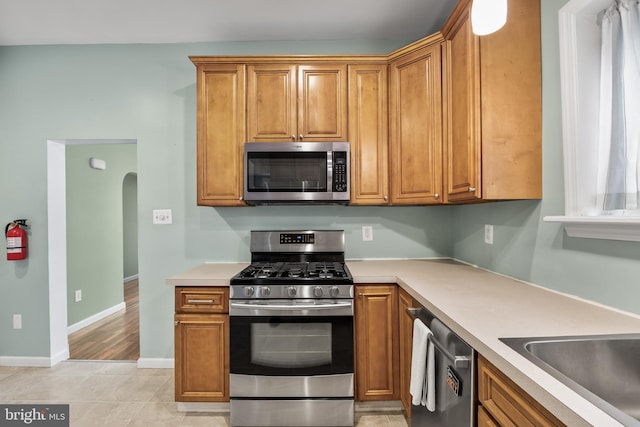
xmin=332 ymin=152 xmax=348 ymax=192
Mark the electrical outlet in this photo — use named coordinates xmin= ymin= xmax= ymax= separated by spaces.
xmin=13 ymin=314 xmax=22 ymax=329
xmin=153 ymin=209 xmax=172 ymax=225
xmin=362 ymin=226 xmax=373 ymax=241
xmin=484 ymin=224 xmax=494 ymax=245
xmin=75 ymin=290 xmax=82 ymax=302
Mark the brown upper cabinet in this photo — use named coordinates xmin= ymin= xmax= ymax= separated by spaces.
xmin=389 ymin=36 xmax=444 ymax=205
xmin=348 ymin=63 xmax=389 ymax=205
xmin=193 ymin=62 xmax=246 ymax=207
xmin=442 ymin=0 xmax=542 ymax=202
xmin=247 ymin=63 xmax=348 ymax=142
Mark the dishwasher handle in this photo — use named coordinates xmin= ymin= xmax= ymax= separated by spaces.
xmin=406 ymin=307 xmax=471 ymax=369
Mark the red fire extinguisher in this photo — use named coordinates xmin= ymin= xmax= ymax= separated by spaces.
xmin=5 ymin=219 xmax=28 ymax=261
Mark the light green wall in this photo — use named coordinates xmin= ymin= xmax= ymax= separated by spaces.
xmin=123 ymin=173 xmax=138 ymax=279
xmin=450 ymin=0 xmax=640 ymax=315
xmin=66 ymin=143 xmax=137 ymax=326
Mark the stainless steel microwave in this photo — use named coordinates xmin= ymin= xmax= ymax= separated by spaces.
xmin=243 ymin=142 xmax=350 ymax=205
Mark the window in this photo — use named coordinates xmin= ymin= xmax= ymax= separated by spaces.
xmin=545 ymin=0 xmax=640 ymax=242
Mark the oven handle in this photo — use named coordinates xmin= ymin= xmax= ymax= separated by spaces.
xmin=230 ymin=301 xmax=353 ymax=310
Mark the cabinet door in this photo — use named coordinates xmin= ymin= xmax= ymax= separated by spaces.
xmin=478 ymin=355 xmax=564 ymax=427
xmin=348 ymin=64 xmax=389 ymax=205
xmin=389 ymin=43 xmax=443 ymax=205
xmin=175 ymin=314 xmax=229 ymax=402
xmin=297 ymin=64 xmax=348 ymax=141
xmin=478 ymin=0 xmax=542 ymax=200
xmin=398 ymin=288 xmax=416 ymax=417
xmin=247 ymin=64 xmax=297 ymax=142
xmin=354 ymin=284 xmax=399 ymax=401
xmin=196 ymin=63 xmax=246 ymax=206
xmin=444 ymin=2 xmax=481 ymax=202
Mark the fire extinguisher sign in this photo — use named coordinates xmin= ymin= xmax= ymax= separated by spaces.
xmin=7 ymin=235 xmax=23 ymax=253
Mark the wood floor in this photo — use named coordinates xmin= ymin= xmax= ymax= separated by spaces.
xmin=68 ymin=279 xmax=140 ymax=360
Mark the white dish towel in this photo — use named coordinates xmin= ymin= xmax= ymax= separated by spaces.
xmin=409 ymin=318 xmax=436 ymax=411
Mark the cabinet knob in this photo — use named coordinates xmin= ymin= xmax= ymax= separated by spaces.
xmin=358 ymin=292 xmax=363 ymax=298
xmin=384 ymin=196 xmax=388 ymax=201
xmin=299 ymin=134 xmax=304 ymax=141
xmin=291 ymin=134 xmax=296 ymax=141
xmin=468 ymin=187 xmax=476 ymax=192
xmin=174 ymin=321 xmax=179 ymax=326
xmin=434 ymin=193 xmax=440 ymax=199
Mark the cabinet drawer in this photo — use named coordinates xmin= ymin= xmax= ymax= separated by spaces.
xmin=478 ymin=355 xmax=564 ymax=427
xmin=175 ymin=287 xmax=229 ymax=313
xmin=478 ymin=406 xmax=499 ymax=427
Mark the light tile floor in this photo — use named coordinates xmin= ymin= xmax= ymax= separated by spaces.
xmin=0 ymin=361 xmax=407 ymax=427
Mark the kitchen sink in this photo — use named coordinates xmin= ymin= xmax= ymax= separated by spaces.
xmin=500 ymin=334 xmax=640 ymax=426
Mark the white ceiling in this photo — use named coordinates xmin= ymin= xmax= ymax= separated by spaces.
xmin=0 ymin=0 xmax=458 ymax=46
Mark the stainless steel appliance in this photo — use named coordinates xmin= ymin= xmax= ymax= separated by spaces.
xmin=407 ymin=307 xmax=475 ymax=427
xmin=243 ymin=142 xmax=350 ymax=204
xmin=229 ymin=230 xmax=354 ymax=427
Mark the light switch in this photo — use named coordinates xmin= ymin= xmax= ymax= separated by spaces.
xmin=13 ymin=314 xmax=22 ymax=329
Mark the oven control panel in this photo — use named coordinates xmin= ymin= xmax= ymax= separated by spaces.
xmin=280 ymin=233 xmax=315 ymax=244
xmin=230 ymin=283 xmax=354 ymax=300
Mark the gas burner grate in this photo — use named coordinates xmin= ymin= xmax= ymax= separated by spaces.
xmin=239 ymin=262 xmax=283 ymax=279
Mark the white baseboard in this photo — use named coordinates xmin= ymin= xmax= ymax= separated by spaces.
xmin=0 ymin=356 xmax=54 ymax=367
xmin=67 ymin=302 xmax=126 ymax=335
xmin=50 ymin=348 xmax=70 ymax=366
xmin=124 ymin=274 xmax=139 ymax=283
xmin=137 ymin=358 xmax=174 ymax=369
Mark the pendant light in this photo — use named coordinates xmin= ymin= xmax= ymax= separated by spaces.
xmin=471 ymin=0 xmax=508 ymax=36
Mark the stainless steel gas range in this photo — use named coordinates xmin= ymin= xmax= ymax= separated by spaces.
xmin=229 ymin=230 xmax=354 ymax=427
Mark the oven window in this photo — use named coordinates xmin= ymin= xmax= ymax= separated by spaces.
xmin=251 ymin=323 xmax=331 ymax=368
xmin=246 ymin=152 xmax=327 ymax=192
xmin=230 ymin=315 xmax=353 ymax=376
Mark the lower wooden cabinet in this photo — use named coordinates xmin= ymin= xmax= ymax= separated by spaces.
xmin=174 ymin=287 xmax=230 ymax=402
xmin=398 ymin=288 xmax=416 ymax=416
xmin=477 ymin=355 xmax=564 ymax=427
xmin=354 ymin=284 xmax=399 ymax=401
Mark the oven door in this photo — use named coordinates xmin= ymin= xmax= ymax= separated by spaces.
xmin=229 ymin=299 xmax=354 ymax=398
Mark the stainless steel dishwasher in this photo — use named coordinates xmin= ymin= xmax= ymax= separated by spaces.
xmin=407 ymin=307 xmax=475 ymax=427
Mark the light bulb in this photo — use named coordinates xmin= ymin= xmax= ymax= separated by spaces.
xmin=471 ymin=0 xmax=508 ymax=36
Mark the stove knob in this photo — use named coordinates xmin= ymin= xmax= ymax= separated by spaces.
xmin=329 ymin=286 xmax=340 ymax=297
xmin=313 ymin=286 xmax=324 ymax=297
xmin=287 ymin=286 xmax=297 ymax=297
xmin=244 ymin=286 xmax=255 ymax=297
xmin=261 ymin=286 xmax=271 ymax=297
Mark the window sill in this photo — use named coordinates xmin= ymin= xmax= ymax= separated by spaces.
xmin=544 ymin=216 xmax=640 ymax=242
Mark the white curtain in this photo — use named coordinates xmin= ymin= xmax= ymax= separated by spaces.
xmin=597 ymin=0 xmax=640 ymax=214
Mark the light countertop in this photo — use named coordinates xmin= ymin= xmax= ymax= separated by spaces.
xmin=167 ymin=259 xmax=640 ymax=426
